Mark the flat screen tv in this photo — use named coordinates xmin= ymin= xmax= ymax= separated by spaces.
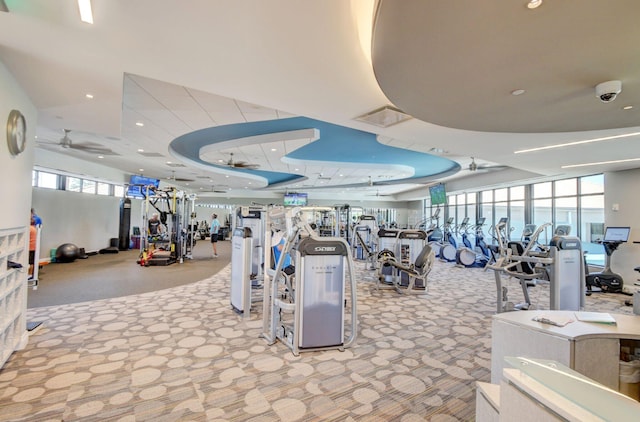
xmin=429 ymin=184 xmax=447 ymax=206
xmin=284 ymin=192 xmax=308 ymax=207
xmin=126 ymin=175 xmax=160 ymax=199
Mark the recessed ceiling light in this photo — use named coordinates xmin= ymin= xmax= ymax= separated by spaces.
xmin=623 ymin=105 xmax=633 ymax=110
xmin=166 ymin=161 xmax=172 ymax=164
xmin=295 ymin=168 xmax=299 ymax=171
xmin=562 ymin=157 xmax=640 ymax=169
xmin=218 ymin=159 xmax=224 ymax=163
xmin=85 ymin=93 xmax=94 ymax=99
xmin=225 ymin=175 xmax=229 ymax=178
xmin=527 ymin=0 xmax=542 ymax=9
xmin=511 ymin=89 xmax=526 ymax=96
xmin=137 ymin=148 xmax=144 ymax=152
xmin=514 ymin=131 xmax=640 ymax=154
xmin=139 ymin=168 xmax=144 ymax=172
xmin=135 ymin=122 xmax=144 ymax=127
xmin=97 ymin=155 xmax=104 ymax=159
xmin=271 ymin=148 xmax=277 ymax=152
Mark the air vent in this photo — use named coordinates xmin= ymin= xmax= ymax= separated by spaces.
xmin=355 ymin=106 xmax=412 ymax=128
xmin=166 ymin=163 xmax=186 ymax=168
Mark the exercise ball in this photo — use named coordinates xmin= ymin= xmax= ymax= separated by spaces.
xmin=55 ymin=243 xmax=79 ymax=263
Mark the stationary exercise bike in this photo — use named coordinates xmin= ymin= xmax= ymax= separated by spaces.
xmin=585 ymin=226 xmax=630 ymax=294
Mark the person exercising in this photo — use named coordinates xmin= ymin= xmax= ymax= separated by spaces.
xmin=210 ymin=213 xmax=221 ymax=257
xmin=148 ymin=213 xmax=163 ymax=236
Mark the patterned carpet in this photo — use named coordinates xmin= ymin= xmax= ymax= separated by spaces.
xmin=0 ymin=260 xmax=634 ymax=421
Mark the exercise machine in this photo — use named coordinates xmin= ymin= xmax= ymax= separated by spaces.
xmin=230 ymin=227 xmax=262 ymax=319
xmin=586 ymin=226 xmax=630 ymax=294
xmin=375 ymin=229 xmax=434 ymax=294
xmin=489 ymin=226 xmax=585 ymax=313
xmin=261 ymin=206 xmax=357 ymax=356
xmin=234 ymin=206 xmax=266 ymax=281
xmin=351 ymin=215 xmax=378 ymax=262
xmin=455 ymin=217 xmax=485 ymax=267
xmin=438 ymin=217 xmax=457 ymax=262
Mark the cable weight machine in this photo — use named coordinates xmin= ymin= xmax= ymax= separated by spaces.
xmin=261 ymin=206 xmax=358 ymax=356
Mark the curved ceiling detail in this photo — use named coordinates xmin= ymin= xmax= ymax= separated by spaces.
xmin=169 ymin=116 xmax=460 ymax=189
xmin=372 ymin=0 xmax=640 ymax=133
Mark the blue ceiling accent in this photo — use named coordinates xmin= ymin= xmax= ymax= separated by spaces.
xmin=169 ymin=116 xmax=460 ymax=187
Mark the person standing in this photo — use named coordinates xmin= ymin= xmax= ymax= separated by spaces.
xmin=210 ymin=213 xmax=221 ymax=257
xmin=28 ymin=216 xmax=37 ymax=277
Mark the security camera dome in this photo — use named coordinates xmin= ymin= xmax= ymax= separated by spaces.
xmin=595 ymin=80 xmax=622 ymax=103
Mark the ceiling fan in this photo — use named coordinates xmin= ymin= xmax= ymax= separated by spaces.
xmin=37 ymin=129 xmax=118 ymax=155
xmin=166 ymin=170 xmax=195 ymax=183
xmin=468 ymin=157 xmax=508 ymax=172
xmin=200 ymin=185 xmax=230 ymax=194
xmin=366 ymin=189 xmax=392 ymax=197
xmin=224 ymin=152 xmax=259 ymax=169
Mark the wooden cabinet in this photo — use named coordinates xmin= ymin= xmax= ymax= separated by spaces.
xmin=0 ymin=226 xmax=28 ymax=369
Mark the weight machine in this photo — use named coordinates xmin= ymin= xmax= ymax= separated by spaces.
xmin=375 ymin=229 xmax=434 ymax=295
xmin=261 ymin=206 xmax=358 ymax=356
xmin=234 ymin=206 xmax=266 ymax=281
xmin=351 ymin=215 xmax=378 ymax=262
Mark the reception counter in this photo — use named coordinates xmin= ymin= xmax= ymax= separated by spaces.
xmin=490 ymin=310 xmax=640 ymax=390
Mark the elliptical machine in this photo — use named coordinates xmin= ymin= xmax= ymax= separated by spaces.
xmin=586 ymin=226 xmax=631 ymax=294
xmin=456 ymin=217 xmax=486 ymax=267
xmin=438 ymin=217 xmax=457 ymax=262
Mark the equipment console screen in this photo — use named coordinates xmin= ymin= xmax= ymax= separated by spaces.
xmin=603 ymin=226 xmax=630 ymax=242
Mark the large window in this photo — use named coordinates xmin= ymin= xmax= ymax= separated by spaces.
xmin=32 ymin=167 xmax=125 ymax=198
xmin=36 ymin=171 xmax=58 ymax=189
xmin=579 ymin=175 xmax=605 ymax=265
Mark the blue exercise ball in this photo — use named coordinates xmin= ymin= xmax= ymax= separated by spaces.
xmin=55 ymin=243 xmax=79 ymax=263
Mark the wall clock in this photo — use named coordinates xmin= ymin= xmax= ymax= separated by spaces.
xmin=6 ymin=109 xmax=27 ymax=156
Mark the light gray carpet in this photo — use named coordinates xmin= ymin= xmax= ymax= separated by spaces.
xmin=0 ymin=259 xmax=633 ymax=421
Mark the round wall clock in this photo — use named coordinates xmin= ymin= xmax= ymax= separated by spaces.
xmin=6 ymin=109 xmax=27 ymax=156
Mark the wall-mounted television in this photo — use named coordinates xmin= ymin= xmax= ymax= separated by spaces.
xmin=284 ymin=192 xmax=308 ymax=207
xmin=126 ymin=175 xmax=160 ymax=199
xmin=429 ymin=184 xmax=447 ymax=206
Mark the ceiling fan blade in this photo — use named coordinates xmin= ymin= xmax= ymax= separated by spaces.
xmin=69 ymin=144 xmax=118 ymax=155
xmin=234 ymin=163 xmax=260 ymax=169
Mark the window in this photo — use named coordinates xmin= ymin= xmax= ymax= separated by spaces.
xmin=554 ymin=196 xmax=577 ymax=236
xmin=579 ymin=175 xmax=604 ymax=266
xmin=37 ymin=171 xmax=58 ymax=189
xmin=114 ymin=185 xmax=124 ymax=197
xmin=82 ymin=179 xmax=96 ymax=194
xmin=555 ymin=178 xmax=577 ymax=196
xmin=580 ymin=174 xmax=604 ymax=195
xmin=510 ymin=186 xmax=525 ymax=201
xmin=66 ymin=177 xmax=82 ymax=192
xmin=533 ymin=182 xmax=552 ymax=198
xmin=494 ymin=188 xmax=508 ymax=202
xmin=97 ymin=182 xmax=110 ymax=196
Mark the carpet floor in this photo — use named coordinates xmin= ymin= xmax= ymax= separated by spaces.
xmin=0 ymin=257 xmax=634 ymax=421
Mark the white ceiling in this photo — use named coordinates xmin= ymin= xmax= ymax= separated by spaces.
xmin=1 ymin=0 xmax=639 ymax=202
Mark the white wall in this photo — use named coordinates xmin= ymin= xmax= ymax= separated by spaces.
xmin=1 ymin=60 xmax=37 ymax=231
xmin=32 ymin=188 xmax=122 ymax=257
xmin=604 ymin=168 xmax=640 ymax=292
